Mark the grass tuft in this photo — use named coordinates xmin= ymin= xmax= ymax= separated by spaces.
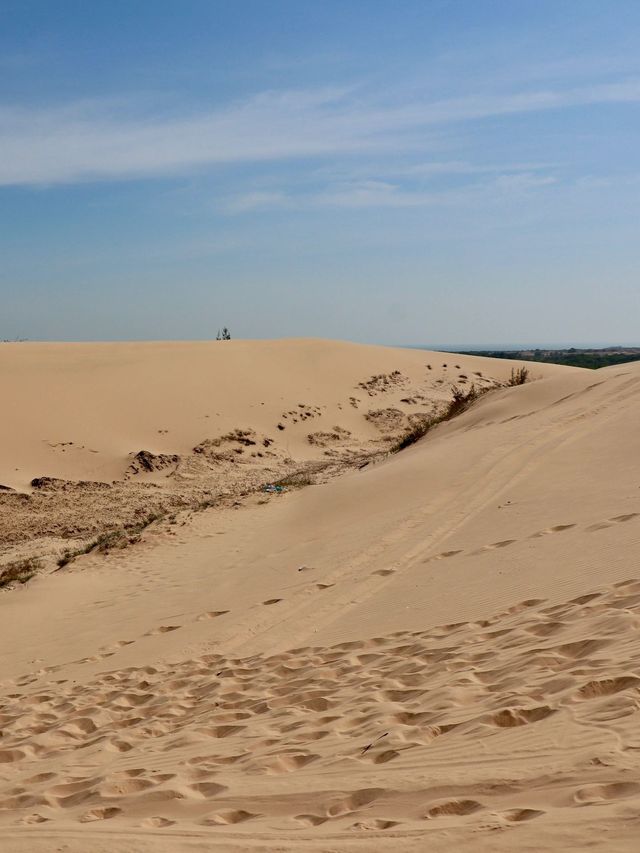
xmin=390 ymin=382 xmax=491 ymax=454
xmin=389 ymin=415 xmax=434 ymax=452
xmin=272 ymin=471 xmax=314 ymax=489
xmin=57 ymin=512 xmax=164 ymax=568
xmin=507 ymin=365 xmax=530 ymax=386
xmin=0 ymin=557 xmax=43 ymax=588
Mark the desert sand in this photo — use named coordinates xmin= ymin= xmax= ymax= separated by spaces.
xmin=0 ymin=339 xmax=556 ymax=567
xmin=1 ymin=340 xmax=639 ymax=852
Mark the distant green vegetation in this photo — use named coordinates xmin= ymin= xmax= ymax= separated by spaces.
xmin=456 ymin=348 xmax=640 ymax=370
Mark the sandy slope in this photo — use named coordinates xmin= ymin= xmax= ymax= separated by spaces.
xmin=0 ymin=339 xmax=564 ymax=489
xmin=0 ymin=339 xmax=563 ymax=566
xmin=1 ymin=342 xmax=639 ymax=851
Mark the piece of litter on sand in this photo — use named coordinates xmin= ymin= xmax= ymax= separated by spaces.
xmin=297 ymin=565 xmax=314 ymax=572
xmin=264 ymin=484 xmax=286 ymax=493
xmin=361 ymin=732 xmax=389 ymax=755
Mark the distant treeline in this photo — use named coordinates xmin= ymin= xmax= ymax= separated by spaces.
xmin=456 ymin=348 xmax=640 ymax=370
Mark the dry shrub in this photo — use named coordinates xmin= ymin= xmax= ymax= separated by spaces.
xmin=507 ymin=366 xmax=530 ymax=386
xmin=0 ymin=557 xmax=42 ymax=588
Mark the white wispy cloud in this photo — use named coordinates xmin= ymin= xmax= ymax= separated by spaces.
xmin=1 ymin=79 xmax=639 ymax=187
xmin=225 ymin=190 xmax=292 ymax=213
xmin=226 ymin=172 xmax=558 ymax=212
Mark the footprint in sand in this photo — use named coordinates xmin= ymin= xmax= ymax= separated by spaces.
xmin=471 ymin=539 xmax=517 ymax=554
xmin=611 ymin=513 xmax=639 ymax=523
xmin=294 ymin=813 xmax=328 ymax=826
xmin=201 ymin=809 xmax=259 ymax=825
xmin=575 ymin=676 xmax=640 ymax=700
xmin=351 ymin=818 xmax=399 ymax=830
xmin=0 ymin=749 xmax=25 ymax=764
xmin=588 ymin=513 xmax=639 ymax=531
xmin=262 ymin=598 xmax=282 ymax=606
xmin=489 ymin=706 xmax=555 ymax=727
xmin=425 ymin=799 xmax=484 ymax=818
xmin=106 ymin=738 xmax=134 ymax=753
xmin=530 ymin=523 xmax=575 ymax=537
xmin=502 ymin=808 xmax=544 ymax=822
xmin=324 ymin=788 xmax=384 ymax=817
xmin=146 ymin=625 xmax=181 ymax=636
xmin=196 ymin=610 xmax=230 ymax=621
xmin=367 ymin=749 xmax=400 ymax=764
xmin=141 ymin=816 xmax=175 ymax=827
xmin=80 ymin=806 xmax=122 ymax=822
xmin=17 ymin=814 xmax=49 ymax=824
xmin=574 ymin=782 xmax=640 ymax=804
xmin=188 ymin=781 xmax=228 ymax=797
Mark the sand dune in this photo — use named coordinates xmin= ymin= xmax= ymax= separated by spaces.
xmin=0 ymin=339 xmax=567 ymax=568
xmin=1 ymin=341 xmax=639 ymax=851
xmin=0 ymin=339 xmax=567 ymax=489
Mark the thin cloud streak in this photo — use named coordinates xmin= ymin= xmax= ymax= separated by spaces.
xmin=1 ymin=79 xmax=639 ymax=187
xmin=226 ymin=172 xmax=558 ymax=212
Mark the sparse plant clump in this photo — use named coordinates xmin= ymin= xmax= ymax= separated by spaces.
xmin=390 ymin=382 xmax=491 ymax=454
xmin=57 ymin=541 xmax=96 ymax=568
xmin=0 ymin=556 xmax=43 ymax=588
xmin=126 ymin=449 xmax=179 ymax=477
xmin=194 ymin=496 xmax=218 ymax=512
xmin=194 ymin=429 xmax=257 ymax=452
xmin=308 ymin=426 xmax=351 ymax=447
xmin=57 ymin=512 xmax=164 ymax=568
xmin=357 ymin=371 xmax=406 ymax=395
xmin=273 ymin=471 xmax=314 ymax=489
xmin=365 ymin=407 xmax=406 ymax=432
xmin=92 ymin=529 xmax=133 ymax=553
xmin=389 ymin=415 xmax=434 ymax=452
xmin=444 ymin=384 xmax=480 ymax=419
xmin=507 ymin=365 xmax=530 ymax=386
xmin=220 ymin=429 xmax=256 ymax=446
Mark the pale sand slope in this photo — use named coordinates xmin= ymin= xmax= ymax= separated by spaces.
xmin=1 ymin=349 xmax=640 ymax=851
xmin=0 ymin=339 xmax=567 ymax=490
xmin=0 ymin=340 xmax=571 ymax=568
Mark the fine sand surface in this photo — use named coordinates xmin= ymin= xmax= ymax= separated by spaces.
xmin=0 ymin=339 xmax=560 ymax=568
xmin=1 ymin=340 xmax=639 ymax=852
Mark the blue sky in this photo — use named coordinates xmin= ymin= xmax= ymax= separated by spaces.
xmin=1 ymin=0 xmax=640 ymax=344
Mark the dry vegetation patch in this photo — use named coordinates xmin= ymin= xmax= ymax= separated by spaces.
xmin=0 ymin=556 xmax=43 ymax=588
